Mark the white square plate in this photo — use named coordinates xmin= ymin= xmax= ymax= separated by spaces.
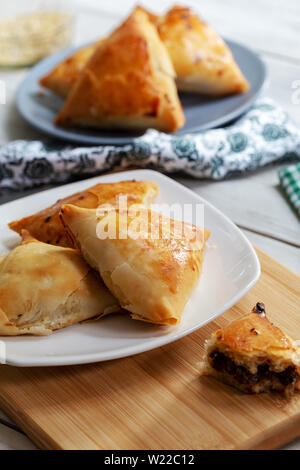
xmin=0 ymin=170 xmax=260 ymax=367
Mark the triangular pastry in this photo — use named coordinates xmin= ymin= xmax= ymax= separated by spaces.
xmin=41 ymin=5 xmax=249 ymax=100
xmin=157 ymin=5 xmax=249 ymax=95
xmin=0 ymin=231 xmax=120 ymax=336
xmin=39 ymin=6 xmax=157 ymax=98
xmin=201 ymin=302 xmax=300 ymax=394
xmin=8 ymin=179 xmax=158 ymax=248
xmin=39 ymin=39 xmax=104 ymax=98
xmin=60 ymin=204 xmax=209 ymax=325
xmin=55 ymin=9 xmax=185 ymax=132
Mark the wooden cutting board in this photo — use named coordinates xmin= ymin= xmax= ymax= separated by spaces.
xmin=0 ymin=248 xmax=299 ymax=450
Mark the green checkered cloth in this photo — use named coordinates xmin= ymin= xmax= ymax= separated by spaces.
xmin=278 ymin=163 xmax=300 ymax=217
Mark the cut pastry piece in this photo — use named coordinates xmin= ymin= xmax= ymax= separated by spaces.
xmin=55 ymin=8 xmax=185 ymax=132
xmin=8 ymin=179 xmax=158 ymax=248
xmin=60 ymin=204 xmax=209 ymax=326
xmin=200 ymin=302 xmax=300 ymax=394
xmin=39 ymin=39 xmax=104 ymax=98
xmin=156 ymin=5 xmax=249 ymax=95
xmin=0 ymin=231 xmax=120 ymax=336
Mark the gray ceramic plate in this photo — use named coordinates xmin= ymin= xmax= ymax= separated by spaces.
xmin=17 ymin=40 xmax=267 ymax=145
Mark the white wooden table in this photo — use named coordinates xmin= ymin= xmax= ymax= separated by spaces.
xmin=0 ymin=0 xmax=299 ymax=450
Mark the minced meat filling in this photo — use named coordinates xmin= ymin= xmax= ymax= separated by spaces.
xmin=209 ymin=351 xmax=298 ymax=387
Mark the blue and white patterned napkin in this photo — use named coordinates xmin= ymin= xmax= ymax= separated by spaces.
xmin=0 ymin=98 xmax=299 ymax=191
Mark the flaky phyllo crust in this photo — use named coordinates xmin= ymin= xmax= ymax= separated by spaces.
xmin=55 ymin=8 xmax=185 ymax=132
xmin=39 ymin=39 xmax=104 ymax=98
xmin=60 ymin=204 xmax=209 ymax=326
xmin=200 ymin=303 xmax=300 ymax=394
xmin=156 ymin=5 xmax=249 ymax=96
xmin=0 ymin=231 xmax=119 ymax=335
xmin=40 ymin=5 xmax=249 ymax=100
xmin=39 ymin=6 xmax=157 ymax=98
xmin=8 ymin=180 xmax=158 ymax=248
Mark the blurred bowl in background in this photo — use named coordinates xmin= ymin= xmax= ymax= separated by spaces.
xmin=0 ymin=1 xmax=73 ymax=67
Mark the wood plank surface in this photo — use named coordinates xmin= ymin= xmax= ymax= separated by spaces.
xmin=0 ymin=422 xmax=36 ymax=450
xmin=178 ymin=164 xmax=300 ymax=248
xmin=242 ymin=230 xmax=300 ymax=276
xmin=0 ymin=249 xmax=299 ymax=450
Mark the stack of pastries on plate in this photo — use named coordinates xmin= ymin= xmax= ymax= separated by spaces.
xmin=40 ymin=4 xmax=250 ymax=133
xmin=1 ymin=179 xmax=209 ymax=335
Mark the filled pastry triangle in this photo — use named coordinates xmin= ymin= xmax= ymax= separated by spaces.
xmin=60 ymin=204 xmax=209 ymax=325
xmin=40 ymin=39 xmax=104 ymax=98
xmin=157 ymin=5 xmax=249 ymax=95
xmin=55 ymin=9 xmax=185 ymax=132
xmin=0 ymin=231 xmax=120 ymax=336
xmin=40 ymin=5 xmax=249 ymax=101
xmin=201 ymin=302 xmax=300 ymax=394
xmin=39 ymin=6 xmax=157 ymax=98
xmin=39 ymin=5 xmax=158 ymax=98
xmin=8 ymin=179 xmax=158 ymax=248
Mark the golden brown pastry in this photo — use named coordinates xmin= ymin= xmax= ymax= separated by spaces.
xmin=39 ymin=6 xmax=156 ymax=98
xmin=8 ymin=179 xmax=158 ymax=248
xmin=39 ymin=39 xmax=104 ymax=98
xmin=60 ymin=204 xmax=209 ymax=325
xmin=0 ymin=231 xmax=120 ymax=336
xmin=200 ymin=302 xmax=300 ymax=394
xmin=41 ymin=5 xmax=249 ymax=100
xmin=55 ymin=9 xmax=185 ymax=133
xmin=157 ymin=5 xmax=249 ymax=95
